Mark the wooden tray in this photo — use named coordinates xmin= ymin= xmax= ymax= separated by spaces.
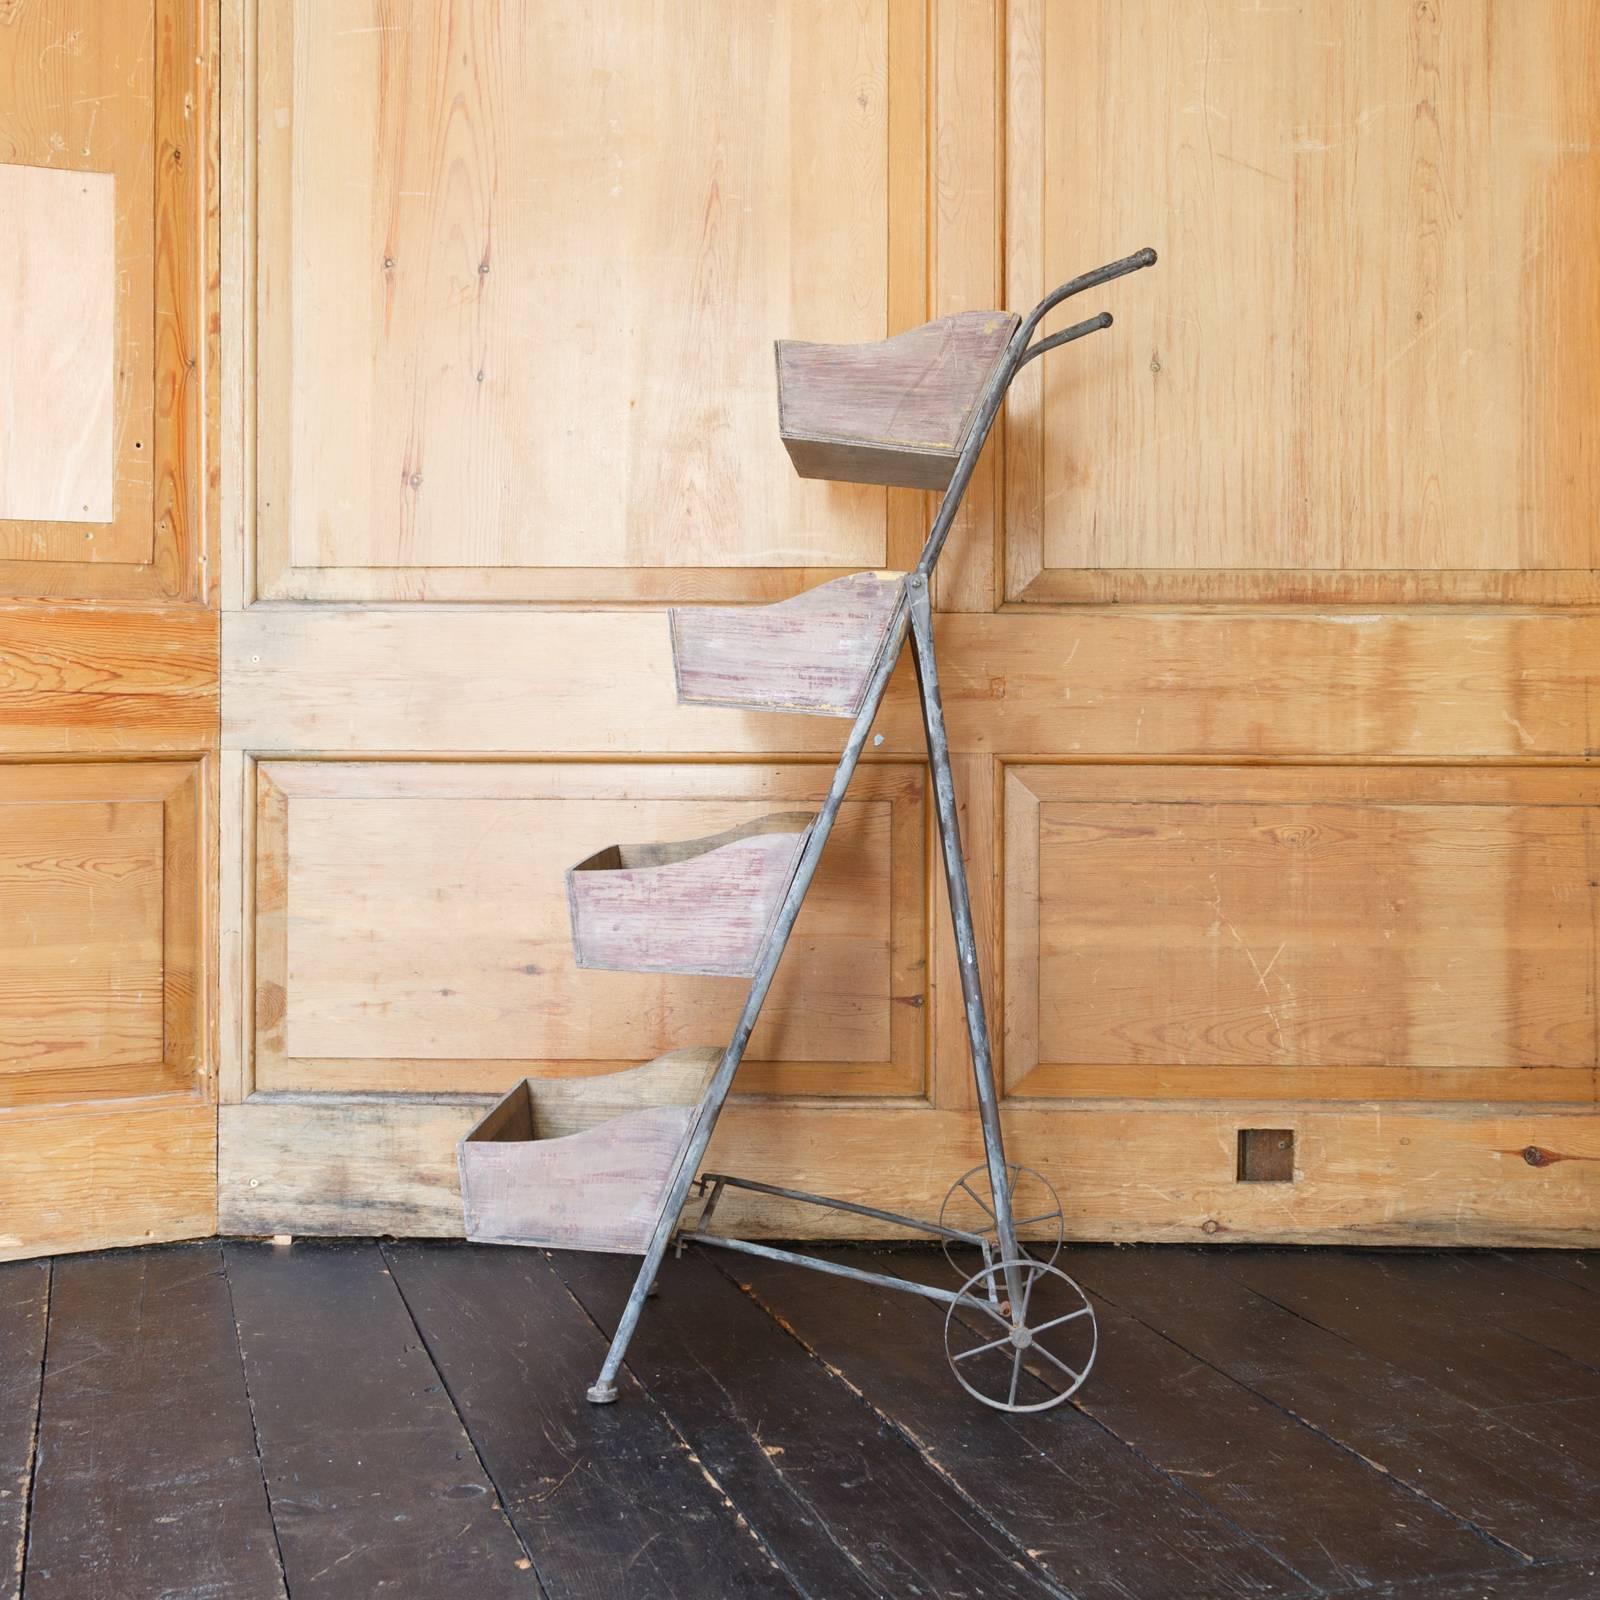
xmin=671 ymin=570 xmax=906 ymax=718
xmin=776 ymin=310 xmax=1019 ymax=489
xmin=458 ymin=1048 xmax=719 ymax=1253
xmin=567 ymin=812 xmax=812 ymax=977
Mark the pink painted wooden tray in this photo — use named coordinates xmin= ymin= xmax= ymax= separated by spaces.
xmin=670 ymin=570 xmax=906 ymax=719
xmin=567 ymin=811 xmax=812 ymax=977
xmin=776 ymin=309 xmax=1019 ymax=489
xmin=458 ymin=1048 xmax=719 ymax=1253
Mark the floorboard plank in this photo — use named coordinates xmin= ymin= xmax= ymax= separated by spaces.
xmin=1502 ymin=1252 xmax=1599 ymax=1295
xmin=0 ymin=1261 xmax=47 ymax=1600
xmin=1326 ymin=1557 xmax=1600 ymax=1599
xmin=225 ymin=1240 xmax=538 ymax=1600
xmin=22 ymin=1245 xmax=285 ymax=1600
xmin=383 ymin=1241 xmax=798 ymax=1600
xmin=1225 ymin=1251 xmax=1600 ymax=1412
xmin=1070 ymin=1246 xmax=1594 ymax=1565
xmin=1438 ymin=1254 xmax=1600 ymax=1374
xmin=553 ymin=1248 xmax=1070 ymax=1600
xmin=1225 ymin=1250 xmax=1600 ymax=1494
xmin=677 ymin=1244 xmax=1311 ymax=1600
xmin=852 ymin=1245 xmax=1511 ymax=1594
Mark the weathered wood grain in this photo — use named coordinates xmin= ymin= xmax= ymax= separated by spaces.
xmin=1347 ymin=1563 xmax=1600 ymax=1600
xmin=0 ymin=1259 xmax=47 ymax=1600
xmin=459 ymin=1048 xmax=719 ymax=1252
xmin=226 ymin=1240 xmax=537 ymax=1599
xmin=555 ymin=1249 xmax=1068 ymax=1600
xmin=917 ymin=1248 xmax=1516 ymax=1592
xmin=1072 ymin=1246 xmax=1600 ymax=1563
xmin=671 ymin=569 xmax=906 ymax=718
xmin=778 ymin=310 xmax=1018 ymax=489
xmin=218 ymin=1095 xmax=1600 ymax=1246
xmin=0 ymin=166 xmax=113 ymax=524
xmin=382 ymin=1242 xmax=798 ymax=1599
xmin=569 ymin=812 xmax=812 ymax=977
xmin=22 ymin=1246 xmax=284 ymax=1600
xmin=576 ymin=1248 xmax=1299 ymax=1600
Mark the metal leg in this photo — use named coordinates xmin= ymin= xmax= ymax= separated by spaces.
xmin=906 ymin=578 xmax=1025 ymax=1316
xmin=586 ymin=601 xmax=913 ymax=1403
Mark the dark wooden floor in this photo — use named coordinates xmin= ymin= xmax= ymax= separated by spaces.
xmin=2 ymin=1243 xmax=1597 ymax=1599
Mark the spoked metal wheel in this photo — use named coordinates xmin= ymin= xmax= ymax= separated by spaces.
xmin=944 ymin=1259 xmax=1097 ymax=1413
xmin=939 ymin=1163 xmax=1064 ymax=1279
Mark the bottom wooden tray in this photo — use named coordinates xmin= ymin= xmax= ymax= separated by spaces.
xmin=457 ymin=1047 xmax=719 ymax=1253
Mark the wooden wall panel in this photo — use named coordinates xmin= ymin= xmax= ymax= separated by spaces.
xmin=0 ymin=795 xmax=164 ymax=1078
xmin=0 ymin=165 xmax=114 ymax=523
xmin=0 ymin=1 xmax=217 ymax=1260
xmin=0 ymin=763 xmax=206 ymax=1110
xmin=217 ymin=0 xmax=1600 ymax=1250
xmin=1005 ymin=766 xmax=1600 ymax=1106
xmin=1005 ymin=0 xmax=1600 ymax=604
xmin=0 ymin=0 xmax=207 ymax=601
xmin=249 ymin=760 xmax=926 ymax=1099
xmin=253 ymin=0 xmax=930 ymax=603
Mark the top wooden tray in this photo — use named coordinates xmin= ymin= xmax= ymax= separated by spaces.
xmin=776 ymin=310 xmax=1019 ymax=489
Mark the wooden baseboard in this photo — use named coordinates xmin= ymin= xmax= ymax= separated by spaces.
xmin=218 ymin=1095 xmax=1600 ymax=1248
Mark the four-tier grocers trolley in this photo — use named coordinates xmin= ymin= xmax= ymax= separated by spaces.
xmin=458 ymin=247 xmax=1159 ymax=1414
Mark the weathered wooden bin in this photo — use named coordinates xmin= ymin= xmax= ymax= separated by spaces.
xmin=776 ymin=309 xmax=1019 ymax=489
xmin=567 ymin=811 xmax=812 ymax=977
xmin=458 ymin=1048 xmax=719 ymax=1252
xmin=670 ymin=570 xmax=906 ymax=719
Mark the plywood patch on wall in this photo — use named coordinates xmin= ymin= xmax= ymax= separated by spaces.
xmin=0 ymin=165 xmax=114 ymax=524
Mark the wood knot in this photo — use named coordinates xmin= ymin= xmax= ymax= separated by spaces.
xmin=256 ymin=981 xmax=286 ymax=1029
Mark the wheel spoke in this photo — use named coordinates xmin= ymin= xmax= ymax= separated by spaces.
xmin=1008 ymin=1346 xmax=1022 ymax=1408
xmin=1031 ymin=1306 xmax=1092 ymax=1335
xmin=1032 ymin=1341 xmax=1084 ymax=1387
xmin=1017 ymin=1266 xmax=1038 ymax=1325
xmin=954 ymin=1329 xmax=1014 ymax=1362
xmin=958 ymin=1176 xmax=996 ymax=1221
xmin=1012 ymin=1209 xmax=1061 ymax=1229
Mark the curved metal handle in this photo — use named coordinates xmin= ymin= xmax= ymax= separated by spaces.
xmin=1021 ymin=246 xmax=1157 ymax=346
xmin=1015 ymin=310 xmax=1113 ymax=372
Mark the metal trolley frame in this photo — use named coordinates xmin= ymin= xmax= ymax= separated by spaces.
xmin=586 ymin=248 xmax=1159 ymax=1413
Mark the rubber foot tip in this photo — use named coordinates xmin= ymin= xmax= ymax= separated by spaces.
xmin=586 ymin=1383 xmax=619 ymax=1405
